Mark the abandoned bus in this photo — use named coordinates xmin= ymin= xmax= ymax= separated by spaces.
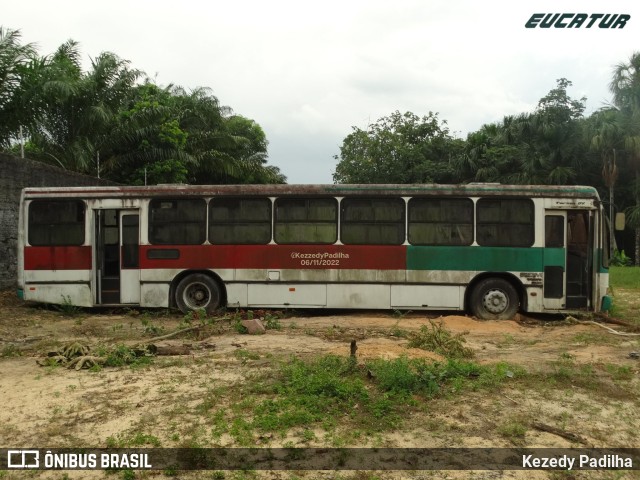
xmin=17 ymin=184 xmax=612 ymax=319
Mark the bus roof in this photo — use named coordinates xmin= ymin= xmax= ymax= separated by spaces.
xmin=22 ymin=183 xmax=601 ymax=200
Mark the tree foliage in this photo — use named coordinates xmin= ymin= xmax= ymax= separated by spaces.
xmin=333 ymin=111 xmax=461 ymax=184
xmin=0 ymin=28 xmax=284 ymax=185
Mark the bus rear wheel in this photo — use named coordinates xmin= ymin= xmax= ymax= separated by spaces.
xmin=470 ymin=278 xmax=519 ymax=320
xmin=175 ymin=274 xmax=221 ymax=314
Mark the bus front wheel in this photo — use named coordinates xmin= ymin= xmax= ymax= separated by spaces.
xmin=470 ymin=278 xmax=519 ymax=320
xmin=175 ymin=274 xmax=221 ymax=314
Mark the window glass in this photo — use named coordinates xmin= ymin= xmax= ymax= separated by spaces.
xmin=275 ymin=198 xmax=337 ymax=244
xmin=545 ymin=215 xmax=564 ymax=248
xmin=409 ymin=198 xmax=473 ymax=245
xmin=209 ymin=198 xmax=271 ymax=244
xmin=476 ymin=198 xmax=534 ymax=247
xmin=341 ymin=197 xmax=405 ymax=245
xmin=28 ymin=200 xmax=85 ymax=246
xmin=149 ymin=198 xmax=206 ymax=245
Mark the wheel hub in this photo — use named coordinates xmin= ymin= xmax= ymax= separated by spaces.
xmin=483 ymin=289 xmax=508 ymax=314
xmin=185 ymin=283 xmax=210 ymax=308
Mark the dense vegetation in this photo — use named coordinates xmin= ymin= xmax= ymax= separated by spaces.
xmin=0 ymin=27 xmax=285 ymax=185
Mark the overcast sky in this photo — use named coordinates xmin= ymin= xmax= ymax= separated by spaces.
xmin=4 ymin=0 xmax=639 ymax=183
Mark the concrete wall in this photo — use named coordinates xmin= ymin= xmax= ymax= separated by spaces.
xmin=0 ymin=153 xmax=116 ymax=289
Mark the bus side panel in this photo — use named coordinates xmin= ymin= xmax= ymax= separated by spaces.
xmin=22 ymin=246 xmax=93 ymax=306
xmin=391 ymin=285 xmax=464 ymax=309
xmin=23 ymin=284 xmax=92 ymax=307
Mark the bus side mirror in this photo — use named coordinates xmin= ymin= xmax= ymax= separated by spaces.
xmin=615 ymin=212 xmax=625 ymax=231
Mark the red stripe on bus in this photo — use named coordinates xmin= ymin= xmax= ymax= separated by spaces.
xmin=139 ymin=245 xmax=406 ymax=270
xmin=24 ymin=246 xmax=92 ymax=270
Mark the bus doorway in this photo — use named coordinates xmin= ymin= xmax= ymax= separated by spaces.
xmin=544 ymin=210 xmax=593 ymax=310
xmin=566 ymin=211 xmax=592 ymax=309
xmin=94 ymin=209 xmax=140 ymax=305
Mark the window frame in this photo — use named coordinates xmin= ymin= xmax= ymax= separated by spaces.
xmin=408 ymin=197 xmax=474 ymax=246
xmin=148 ymin=197 xmax=207 ymax=246
xmin=340 ymin=196 xmax=406 ymax=246
xmin=208 ymin=197 xmax=272 ymax=245
xmin=274 ymin=196 xmax=338 ymax=245
xmin=28 ymin=199 xmax=86 ymax=246
xmin=476 ymin=197 xmax=535 ymax=247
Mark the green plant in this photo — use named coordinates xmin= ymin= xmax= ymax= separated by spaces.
xmin=407 ymin=320 xmax=474 ymax=359
xmin=264 ymin=313 xmax=282 ymax=330
xmin=1 ymin=344 xmax=21 ymax=357
xmin=611 ymin=249 xmax=632 ymax=266
xmin=141 ymin=316 xmax=163 ymax=335
xmin=58 ymin=295 xmax=81 ymax=316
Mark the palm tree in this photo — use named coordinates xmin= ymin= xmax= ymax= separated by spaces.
xmin=0 ymin=27 xmax=36 ymax=147
xmin=609 ymin=52 xmax=640 ymax=265
xmin=25 ymin=41 xmax=141 ymax=173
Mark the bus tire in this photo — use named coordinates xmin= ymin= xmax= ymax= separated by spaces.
xmin=470 ymin=278 xmax=519 ymax=320
xmin=175 ymin=274 xmax=221 ymax=314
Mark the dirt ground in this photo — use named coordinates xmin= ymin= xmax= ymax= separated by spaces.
xmin=1 ymin=290 xmax=639 ymax=479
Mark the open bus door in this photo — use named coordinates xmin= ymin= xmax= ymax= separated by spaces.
xmin=94 ymin=209 xmax=140 ymax=305
xmin=543 ymin=210 xmax=593 ymax=310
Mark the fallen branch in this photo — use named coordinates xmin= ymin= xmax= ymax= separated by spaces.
xmin=147 ymin=325 xmax=203 ymax=342
xmin=593 ymin=312 xmax=640 ymax=332
xmin=574 ymin=319 xmax=640 ymax=337
xmin=532 ymin=422 xmax=589 ymax=445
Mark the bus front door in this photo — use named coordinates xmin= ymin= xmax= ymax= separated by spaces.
xmin=95 ymin=209 xmax=140 ymax=305
xmin=566 ymin=211 xmax=592 ymax=309
xmin=543 ymin=210 xmax=593 ymax=311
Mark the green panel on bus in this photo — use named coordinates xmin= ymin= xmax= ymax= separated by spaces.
xmin=407 ymin=246 xmax=565 ymax=272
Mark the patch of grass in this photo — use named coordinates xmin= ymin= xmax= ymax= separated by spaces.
xmin=234 ymin=349 xmax=260 ymax=364
xmin=1 ymin=344 xmax=22 ymax=357
xmin=497 ymin=416 xmax=528 ymax=443
xmin=407 ymin=320 xmax=474 ymax=359
xmin=609 ymin=266 xmax=640 ymax=289
xmin=106 ymin=431 xmax=161 ymax=447
xmin=223 ymin=354 xmax=513 ymax=442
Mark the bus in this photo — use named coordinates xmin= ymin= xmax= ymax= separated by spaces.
xmin=17 ymin=184 xmax=612 ymax=320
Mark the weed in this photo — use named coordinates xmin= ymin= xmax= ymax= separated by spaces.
xmin=94 ymin=344 xmax=153 ymax=368
xmin=141 ymin=316 xmax=164 ymax=335
xmin=106 ymin=431 xmax=161 ymax=447
xmin=58 ymin=295 xmax=81 ymax=316
xmin=407 ymin=320 xmax=474 ymax=359
xmin=497 ymin=417 xmax=528 ymax=442
xmin=234 ymin=349 xmax=260 ymax=364
xmin=264 ymin=313 xmax=283 ymax=330
xmin=121 ymin=470 xmax=136 ymax=480
xmin=1 ymin=344 xmax=21 ymax=357
xmin=234 ymin=320 xmax=248 ymax=334
xmin=389 ymin=323 xmax=410 ymax=338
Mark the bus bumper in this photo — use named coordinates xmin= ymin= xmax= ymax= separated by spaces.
xmin=601 ymin=295 xmax=613 ymax=312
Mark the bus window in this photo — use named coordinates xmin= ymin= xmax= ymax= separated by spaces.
xmin=341 ymin=197 xmax=405 ymax=245
xmin=476 ymin=198 xmax=534 ymax=247
xmin=274 ymin=197 xmax=337 ymax=244
xmin=408 ymin=198 xmax=473 ymax=245
xmin=149 ymin=198 xmax=206 ymax=245
xmin=545 ymin=215 xmax=564 ymax=248
xmin=209 ymin=198 xmax=271 ymax=244
xmin=28 ymin=200 xmax=85 ymax=246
